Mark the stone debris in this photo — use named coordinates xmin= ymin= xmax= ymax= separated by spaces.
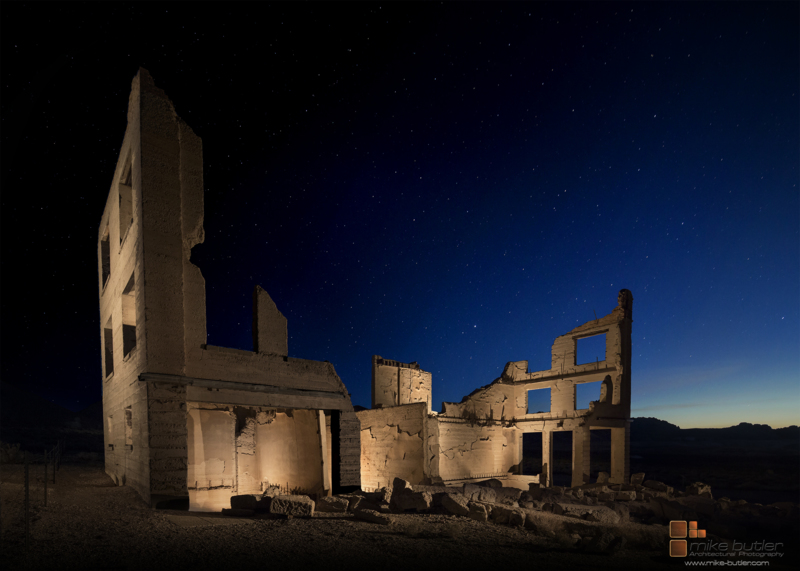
xmin=643 ymin=480 xmax=673 ymax=495
xmin=614 ymin=490 xmax=637 ymax=501
xmin=490 ymin=505 xmax=526 ymax=527
xmin=353 ymin=509 xmax=394 ymax=525
xmin=392 ymin=491 xmax=432 ymax=512
xmin=316 ymin=496 xmax=349 ymax=513
xmin=269 ymin=495 xmax=315 ymax=517
xmin=685 ymin=482 xmax=713 ymax=498
xmin=441 ymin=493 xmax=470 ymax=516
xmin=468 ymin=502 xmax=489 ymax=522
xmin=596 ymin=472 xmax=610 ymax=484
xmin=630 ymin=472 xmax=645 ymax=486
xmin=229 ymin=494 xmax=259 ymax=510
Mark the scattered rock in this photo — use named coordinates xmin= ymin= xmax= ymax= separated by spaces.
xmin=685 ymin=482 xmax=712 ymax=499
xmin=230 ymin=494 xmax=258 ymax=510
xmin=615 ymin=490 xmax=637 ymax=501
xmin=643 ymin=480 xmax=674 ymax=495
xmin=392 ymin=491 xmax=432 ymax=512
xmin=392 ymin=477 xmax=413 ymax=494
xmin=476 ymin=478 xmax=503 ymax=488
xmin=269 ymin=495 xmax=315 ymax=517
xmin=553 ymin=503 xmax=621 ymax=524
xmin=468 ymin=502 xmax=489 ymax=522
xmin=630 ymin=472 xmax=645 ymax=486
xmin=490 ymin=505 xmax=526 ymax=527
xmin=316 ymin=496 xmax=349 ymax=513
xmin=441 ymin=493 xmax=470 ymax=517
xmin=354 ymin=509 xmax=393 ymax=525
xmin=596 ymin=472 xmax=610 ymax=484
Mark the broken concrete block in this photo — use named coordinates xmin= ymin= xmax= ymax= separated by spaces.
xmin=495 ymin=487 xmax=523 ymax=504
xmin=441 ymin=493 xmax=470 ymax=516
xmin=230 ymin=494 xmax=259 ymax=510
xmin=354 ymin=509 xmax=393 ymax=525
xmin=553 ymin=503 xmax=621 ymax=525
xmin=615 ymin=490 xmax=637 ymax=501
xmin=392 ymin=491 xmax=432 ymax=512
xmin=392 ymin=477 xmax=413 ymax=494
xmin=474 ymin=487 xmax=497 ymax=504
xmin=597 ymin=492 xmax=615 ymax=502
xmin=491 ymin=505 xmax=526 ymax=527
xmin=476 ymin=478 xmax=503 ymax=488
xmin=269 ymin=495 xmax=315 ymax=517
xmin=316 ymin=496 xmax=349 ymax=513
xmin=644 ymin=480 xmax=674 ymax=495
xmin=468 ymin=502 xmax=489 ymax=522
xmin=349 ymin=496 xmax=381 ymax=513
xmin=596 ymin=472 xmax=610 ymax=484
xmin=685 ymin=482 xmax=712 ymax=499
xmin=368 ymin=487 xmax=393 ymax=505
xmin=221 ymin=508 xmax=255 ymax=517
xmin=630 ymin=473 xmax=645 ymax=486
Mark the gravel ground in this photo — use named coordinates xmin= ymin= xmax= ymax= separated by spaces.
xmin=1 ymin=463 xmax=794 ymax=571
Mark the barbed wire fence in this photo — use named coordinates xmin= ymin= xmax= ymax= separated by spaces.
xmin=0 ymin=440 xmax=64 ymax=553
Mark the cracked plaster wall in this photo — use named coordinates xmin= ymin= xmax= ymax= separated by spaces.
xmin=431 ymin=422 xmax=519 ymax=482
xmin=357 ymin=403 xmax=426 ymax=491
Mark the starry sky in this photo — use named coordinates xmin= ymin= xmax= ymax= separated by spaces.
xmin=2 ymin=2 xmax=798 ymax=428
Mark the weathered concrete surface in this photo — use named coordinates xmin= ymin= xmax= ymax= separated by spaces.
xmin=357 ymin=291 xmax=633 ymax=492
xmin=99 ymin=69 xmax=361 ymax=510
xmin=441 ymin=493 xmax=470 ymax=516
xmin=316 ymin=496 xmax=349 ymax=513
xmin=269 ymin=495 xmax=315 ymax=517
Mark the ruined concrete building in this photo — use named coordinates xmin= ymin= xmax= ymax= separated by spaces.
xmin=357 ymin=291 xmax=633 ymax=490
xmin=98 ymin=69 xmax=360 ymax=510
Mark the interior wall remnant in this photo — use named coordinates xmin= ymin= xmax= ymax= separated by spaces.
xmin=434 ymin=421 xmax=518 ymax=482
xmin=358 ymin=403 xmax=426 ymax=491
xmin=255 ymin=409 xmax=323 ymax=494
xmin=371 ymin=356 xmax=432 ymax=412
xmin=187 ymin=407 xmax=236 ymax=512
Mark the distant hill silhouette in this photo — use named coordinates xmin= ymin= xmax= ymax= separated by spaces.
xmin=1 ymin=382 xmax=102 ymax=431
xmin=631 ymin=417 xmax=799 ymax=441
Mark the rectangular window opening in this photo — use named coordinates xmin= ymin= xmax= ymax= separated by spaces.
xmin=122 ymin=273 xmax=137 ymax=358
xmin=576 ymin=381 xmax=603 ymax=410
xmin=527 ymin=388 xmax=551 ymax=414
xmin=125 ymin=407 xmax=133 ymax=446
xmin=577 ymin=333 xmax=606 ymax=365
xmin=104 ymin=317 xmax=114 ymax=378
xmin=119 ymin=156 xmax=133 ymax=244
xmin=100 ymin=228 xmax=110 ymax=288
xmin=522 ymin=432 xmax=543 ymax=476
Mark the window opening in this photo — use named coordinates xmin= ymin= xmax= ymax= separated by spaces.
xmin=527 ymin=388 xmax=551 ymax=414
xmin=101 ymin=227 xmax=110 ymax=288
xmin=577 ymin=333 xmax=606 ymax=365
xmin=576 ymin=381 xmax=602 ymax=410
xmin=125 ymin=407 xmax=133 ymax=447
xmin=122 ymin=273 xmax=137 ymax=357
xmin=104 ymin=317 xmax=114 ymax=378
xmin=119 ymin=155 xmax=133 ymax=244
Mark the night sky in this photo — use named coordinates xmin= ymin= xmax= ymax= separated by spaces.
xmin=2 ymin=2 xmax=798 ymax=428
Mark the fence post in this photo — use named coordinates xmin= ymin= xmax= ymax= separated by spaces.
xmin=44 ymin=449 xmax=48 ymax=507
xmin=24 ymin=451 xmax=29 ymax=550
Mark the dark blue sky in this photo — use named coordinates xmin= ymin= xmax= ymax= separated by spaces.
xmin=2 ymin=2 xmax=797 ymax=427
